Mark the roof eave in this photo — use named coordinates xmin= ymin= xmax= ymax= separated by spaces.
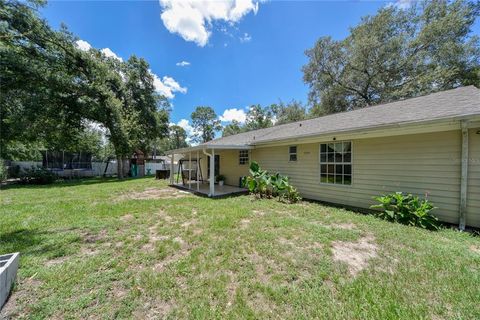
xmin=253 ymin=114 xmax=480 ymax=146
xmin=165 ymin=144 xmax=253 ymax=155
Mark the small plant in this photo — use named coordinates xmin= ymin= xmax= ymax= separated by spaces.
xmin=19 ymin=166 xmax=58 ymax=185
xmin=371 ymin=192 xmax=439 ymax=230
xmin=242 ymin=161 xmax=301 ymax=203
xmin=216 ymin=174 xmax=226 ymax=186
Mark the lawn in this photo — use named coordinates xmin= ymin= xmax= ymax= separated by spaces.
xmin=1 ymin=177 xmax=480 ymax=319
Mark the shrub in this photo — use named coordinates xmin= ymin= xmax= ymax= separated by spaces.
xmin=0 ymin=160 xmax=7 ymax=182
xmin=371 ymin=192 xmax=439 ymax=230
xmin=19 ymin=167 xmax=58 ymax=185
xmin=216 ymin=174 xmax=226 ymax=182
xmin=243 ymin=161 xmax=301 ymax=203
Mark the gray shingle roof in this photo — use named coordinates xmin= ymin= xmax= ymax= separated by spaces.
xmin=189 ymin=86 xmax=480 ymax=150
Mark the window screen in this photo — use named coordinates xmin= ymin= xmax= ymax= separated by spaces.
xmin=289 ymin=146 xmax=297 ymax=161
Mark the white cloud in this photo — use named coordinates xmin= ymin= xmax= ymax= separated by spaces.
xmin=171 ymin=119 xmax=198 ymax=144
xmin=219 ymin=108 xmax=247 ymax=123
xmin=76 ymin=39 xmax=124 ymax=61
xmin=239 ymin=32 xmax=252 ymax=43
xmin=388 ymin=0 xmax=414 ymax=9
xmin=151 ymin=71 xmax=187 ymax=99
xmin=100 ymin=48 xmax=123 ymax=61
xmin=176 ymin=60 xmax=191 ymax=67
xmin=76 ymin=40 xmax=92 ymax=51
xmin=159 ymin=0 xmax=260 ymax=47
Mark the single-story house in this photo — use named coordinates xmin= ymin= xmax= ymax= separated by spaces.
xmin=166 ymin=86 xmax=480 ymax=229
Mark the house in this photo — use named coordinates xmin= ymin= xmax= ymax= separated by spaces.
xmin=166 ymin=86 xmax=480 ymax=229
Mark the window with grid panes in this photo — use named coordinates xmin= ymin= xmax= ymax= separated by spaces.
xmin=239 ymin=150 xmax=249 ymax=165
xmin=320 ymin=141 xmax=352 ymax=185
xmin=289 ymin=146 xmax=297 ymax=161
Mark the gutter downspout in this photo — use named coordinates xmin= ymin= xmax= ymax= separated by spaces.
xmin=459 ymin=120 xmax=469 ymax=230
xmin=203 ymin=148 xmax=215 ymax=197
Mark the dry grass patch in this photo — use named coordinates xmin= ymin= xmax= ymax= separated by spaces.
xmin=132 ymin=298 xmax=174 ymax=319
xmin=117 ymin=187 xmax=191 ymax=201
xmin=0 ymin=276 xmax=43 ymax=319
xmin=331 ymin=233 xmax=378 ymax=276
xmin=153 ymin=237 xmax=193 ymax=272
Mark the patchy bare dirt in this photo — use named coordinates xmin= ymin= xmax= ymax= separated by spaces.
xmin=252 ymin=210 xmax=266 ymax=216
xmin=81 ymin=229 xmax=108 ymax=243
xmin=469 ymin=245 xmax=480 ymax=254
xmin=335 ymin=223 xmax=357 ymax=230
xmin=117 ymin=188 xmax=192 ymax=201
xmin=142 ymin=223 xmax=169 ymax=252
xmin=133 ymin=299 xmax=173 ymax=319
xmin=0 ymin=276 xmax=42 ymax=319
xmin=80 ymin=246 xmax=100 ymax=256
xmin=153 ymin=237 xmax=192 ymax=272
xmin=120 ymin=214 xmax=135 ymax=222
xmin=239 ymin=219 xmax=251 ymax=229
xmin=331 ymin=234 xmax=378 ymax=276
xmin=45 ymin=256 xmax=69 ymax=267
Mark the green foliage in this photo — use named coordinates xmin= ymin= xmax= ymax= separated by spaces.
xmin=222 ymin=120 xmax=244 ymax=137
xmin=245 ymin=104 xmax=274 ymax=131
xmin=0 ymin=160 xmax=7 ymax=182
xmin=191 ymin=106 xmax=221 ymax=143
xmin=270 ymin=100 xmax=307 ymax=125
xmin=303 ymin=0 xmax=480 ymax=115
xmin=19 ymin=166 xmax=58 ymax=185
xmin=0 ymin=0 xmax=169 ymax=174
xmin=216 ymin=174 xmax=226 ymax=182
xmin=371 ymin=192 xmax=440 ymax=230
xmin=243 ymin=161 xmax=301 ymax=203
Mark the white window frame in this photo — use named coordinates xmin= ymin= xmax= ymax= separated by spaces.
xmin=239 ymin=150 xmax=249 ymax=165
xmin=289 ymin=146 xmax=297 ymax=162
xmin=319 ymin=141 xmax=353 ymax=187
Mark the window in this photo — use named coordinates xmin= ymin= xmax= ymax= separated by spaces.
xmin=320 ymin=141 xmax=352 ymax=185
xmin=239 ymin=150 xmax=249 ymax=165
xmin=289 ymin=146 xmax=297 ymax=161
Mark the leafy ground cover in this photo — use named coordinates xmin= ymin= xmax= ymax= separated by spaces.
xmin=1 ymin=177 xmax=479 ymax=319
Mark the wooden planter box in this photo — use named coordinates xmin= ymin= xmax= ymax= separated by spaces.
xmin=0 ymin=253 xmax=19 ymax=310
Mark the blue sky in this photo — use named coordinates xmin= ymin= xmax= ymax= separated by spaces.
xmin=40 ymin=0 xmax=479 ymax=134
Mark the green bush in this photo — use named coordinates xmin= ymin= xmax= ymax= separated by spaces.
xmin=20 ymin=167 xmax=58 ymax=185
xmin=0 ymin=160 xmax=7 ymax=182
xmin=371 ymin=192 xmax=439 ymax=230
xmin=242 ymin=161 xmax=301 ymax=203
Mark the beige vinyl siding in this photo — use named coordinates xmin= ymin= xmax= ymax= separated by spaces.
xmin=197 ymin=150 xmax=250 ymax=187
xmin=468 ymin=127 xmax=480 ymax=227
xmin=216 ymin=150 xmax=250 ymax=187
xmin=252 ymin=130 xmax=471 ymax=226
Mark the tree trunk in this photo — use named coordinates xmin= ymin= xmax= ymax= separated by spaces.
xmin=117 ymin=156 xmax=123 ymax=179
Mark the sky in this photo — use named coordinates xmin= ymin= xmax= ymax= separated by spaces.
xmin=40 ymin=0 xmax=479 ymax=137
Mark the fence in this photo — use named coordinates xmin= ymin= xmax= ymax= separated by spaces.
xmin=9 ymin=161 xmax=178 ymax=177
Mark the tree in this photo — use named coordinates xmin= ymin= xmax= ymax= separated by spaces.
xmin=303 ymin=0 xmax=480 ymax=115
xmin=271 ymin=100 xmax=307 ymax=125
xmin=191 ymin=106 xmax=221 ymax=143
xmin=169 ymin=125 xmax=189 ymax=149
xmin=0 ymin=0 xmax=170 ymax=178
xmin=245 ymin=105 xmax=274 ymax=131
xmin=222 ymin=120 xmax=244 ymax=137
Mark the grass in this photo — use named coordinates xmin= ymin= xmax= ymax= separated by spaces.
xmin=1 ymin=177 xmax=480 ymax=319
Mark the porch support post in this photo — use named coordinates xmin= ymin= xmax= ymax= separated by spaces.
xmin=209 ymin=149 xmax=215 ymax=197
xmin=188 ymin=151 xmax=192 ymax=190
xmin=196 ymin=150 xmax=200 ymax=191
xmin=459 ymin=120 xmax=469 ymax=230
xmin=169 ymin=153 xmax=174 ymax=185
